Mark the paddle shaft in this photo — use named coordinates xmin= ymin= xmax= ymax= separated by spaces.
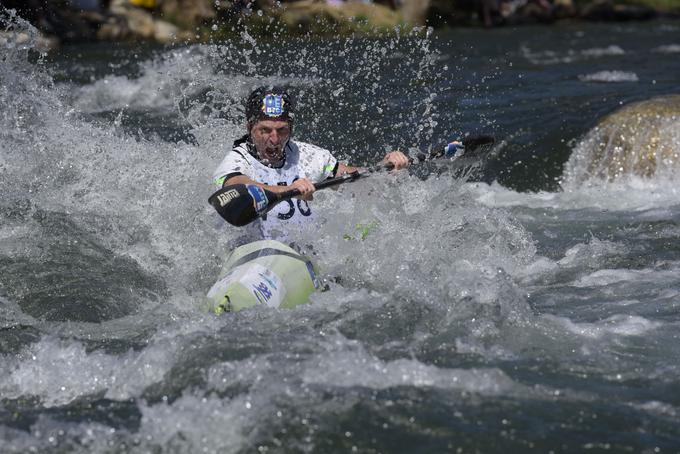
xmin=276 ymin=169 xmax=364 ymax=200
xmin=209 ymin=135 xmax=495 ymax=227
xmin=272 ymin=134 xmax=495 ymax=202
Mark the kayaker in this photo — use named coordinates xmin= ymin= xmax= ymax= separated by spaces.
xmin=212 ymin=86 xmax=409 ymax=239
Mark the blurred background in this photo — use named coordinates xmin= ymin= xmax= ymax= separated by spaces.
xmin=2 ymin=0 xmax=678 ymax=47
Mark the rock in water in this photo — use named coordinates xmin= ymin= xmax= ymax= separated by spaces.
xmin=562 ymin=94 xmax=680 ymax=186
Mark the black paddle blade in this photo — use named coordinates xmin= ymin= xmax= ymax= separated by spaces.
xmin=427 ymin=135 xmax=496 ymax=161
xmin=461 ymin=135 xmax=496 ymax=152
xmin=208 ymin=184 xmax=275 ymax=227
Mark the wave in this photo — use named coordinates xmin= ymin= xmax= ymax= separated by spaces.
xmin=578 ymin=70 xmax=639 ymax=82
xmin=652 ymin=44 xmax=680 ymax=54
xmin=521 ymin=45 xmax=626 ymax=65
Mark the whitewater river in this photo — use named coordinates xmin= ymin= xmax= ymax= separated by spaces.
xmin=2 ymin=11 xmax=680 ymax=452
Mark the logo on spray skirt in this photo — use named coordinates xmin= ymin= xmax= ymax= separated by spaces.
xmin=249 ymin=266 xmax=285 ymax=308
xmin=208 ymin=263 xmax=286 ymax=310
xmin=247 ymin=185 xmax=269 ymax=214
xmin=262 ymin=94 xmax=285 ymax=117
xmin=216 ymin=188 xmax=239 ymax=207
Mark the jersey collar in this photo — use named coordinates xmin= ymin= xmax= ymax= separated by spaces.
xmin=235 ymin=134 xmax=289 ymax=169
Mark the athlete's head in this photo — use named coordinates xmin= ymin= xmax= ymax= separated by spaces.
xmin=246 ymin=86 xmax=295 ymax=125
xmin=245 ymin=86 xmax=295 ymax=165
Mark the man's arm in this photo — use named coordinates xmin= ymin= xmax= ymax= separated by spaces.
xmin=335 ymin=150 xmax=410 ymax=176
xmin=224 ymin=174 xmax=316 ymax=201
xmin=221 ymin=150 xmax=409 ymax=199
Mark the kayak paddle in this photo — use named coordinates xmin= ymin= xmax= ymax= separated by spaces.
xmin=209 ymin=135 xmax=495 ymax=227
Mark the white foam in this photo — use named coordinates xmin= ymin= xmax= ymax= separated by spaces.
xmin=0 ymin=314 xmax=221 ymax=406
xmin=546 ymin=314 xmax=660 ymax=339
xmin=573 ymin=268 xmax=645 ymax=287
xmin=521 ymin=45 xmax=625 ymax=65
xmin=573 ymin=265 xmax=680 ymax=289
xmin=138 ymin=394 xmax=248 ymax=452
xmin=558 ymin=239 xmax=626 ymax=268
xmin=514 ymin=256 xmax=559 ymax=282
xmin=73 ymin=74 xmax=181 ymax=113
xmin=297 ymin=174 xmax=535 ymax=328
xmin=581 ymin=45 xmax=626 ymax=57
xmin=634 ymin=400 xmax=678 ymax=417
xmin=0 ymin=417 xmax=120 ymax=453
xmin=301 ymin=344 xmax=526 ymax=396
xmin=514 ymin=238 xmax=631 ymax=287
xmin=578 ymin=70 xmax=639 ymax=83
xmin=463 ymin=180 xmax=680 ymax=213
xmin=71 ymin=46 xmax=219 ymax=113
xmin=653 ymin=44 xmax=680 ymax=54
xmin=1 ymin=340 xmax=119 ymax=407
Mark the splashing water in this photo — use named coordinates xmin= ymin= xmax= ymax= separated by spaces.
xmin=562 ymin=94 xmax=680 ymax=187
xmin=2 ymin=12 xmax=680 ymax=452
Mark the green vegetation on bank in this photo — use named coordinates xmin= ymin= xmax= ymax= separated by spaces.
xmin=184 ymin=0 xmax=680 ymax=44
xmin=617 ymin=0 xmax=680 ymax=11
xmin=199 ymin=0 xmax=680 ymax=44
xmin=571 ymin=0 xmax=680 ymax=12
xmin=205 ymin=2 xmax=413 ymax=42
xmin=2 ymin=0 xmax=680 ymax=47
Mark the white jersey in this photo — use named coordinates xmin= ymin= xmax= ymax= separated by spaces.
xmin=213 ymin=136 xmax=338 ymax=240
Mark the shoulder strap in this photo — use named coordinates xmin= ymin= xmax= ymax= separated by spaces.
xmin=232 ymin=134 xmax=254 ymax=160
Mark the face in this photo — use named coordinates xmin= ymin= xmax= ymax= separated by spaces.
xmin=249 ymin=119 xmax=291 ymax=164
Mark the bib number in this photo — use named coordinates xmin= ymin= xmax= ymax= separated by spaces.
xmin=276 ymin=180 xmax=312 ymax=220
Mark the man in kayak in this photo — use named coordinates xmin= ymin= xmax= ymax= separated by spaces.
xmin=212 ymin=86 xmax=409 ymax=239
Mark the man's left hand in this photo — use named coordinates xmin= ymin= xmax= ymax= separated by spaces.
xmin=382 ymin=150 xmax=410 ymax=170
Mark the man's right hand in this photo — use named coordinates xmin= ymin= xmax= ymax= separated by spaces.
xmin=382 ymin=150 xmax=410 ymax=170
xmin=289 ymin=178 xmax=316 ymax=201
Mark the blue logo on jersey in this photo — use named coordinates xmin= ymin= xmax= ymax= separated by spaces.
xmin=247 ymin=185 xmax=269 ymax=214
xmin=262 ymin=94 xmax=284 ymax=117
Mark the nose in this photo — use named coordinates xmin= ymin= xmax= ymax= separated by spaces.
xmin=269 ymin=130 xmax=281 ymax=145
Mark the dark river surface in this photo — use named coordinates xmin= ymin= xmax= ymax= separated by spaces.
xmin=2 ymin=11 xmax=680 ymax=453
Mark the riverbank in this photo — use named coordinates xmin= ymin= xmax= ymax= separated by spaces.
xmin=2 ymin=0 xmax=680 ymax=49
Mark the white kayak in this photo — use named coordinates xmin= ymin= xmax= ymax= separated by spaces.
xmin=205 ymin=240 xmax=319 ymax=314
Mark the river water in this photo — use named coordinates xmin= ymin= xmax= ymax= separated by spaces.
xmin=2 ymin=11 xmax=680 ymax=452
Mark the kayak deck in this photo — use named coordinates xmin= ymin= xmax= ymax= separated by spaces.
xmin=206 ymin=240 xmax=319 ymax=313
